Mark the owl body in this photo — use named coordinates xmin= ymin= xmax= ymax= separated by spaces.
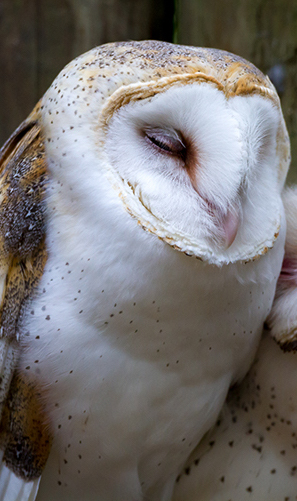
xmin=0 ymin=41 xmax=290 ymax=501
xmin=21 ymin=193 xmax=284 ymax=501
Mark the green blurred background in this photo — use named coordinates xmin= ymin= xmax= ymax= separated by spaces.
xmin=1 ymin=0 xmax=296 ymax=182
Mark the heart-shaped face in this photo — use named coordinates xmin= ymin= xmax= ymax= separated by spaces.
xmin=42 ymin=41 xmax=289 ymax=265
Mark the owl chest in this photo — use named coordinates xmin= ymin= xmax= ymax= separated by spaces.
xmin=21 ymin=241 xmax=279 ymax=500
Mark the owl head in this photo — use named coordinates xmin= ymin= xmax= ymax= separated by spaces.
xmin=42 ymin=41 xmax=290 ymax=265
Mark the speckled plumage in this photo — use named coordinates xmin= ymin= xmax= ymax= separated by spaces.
xmin=0 ymin=41 xmax=291 ymax=501
xmin=173 ymin=332 xmax=297 ymax=501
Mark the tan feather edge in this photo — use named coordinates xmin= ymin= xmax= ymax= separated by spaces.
xmin=0 ymin=102 xmax=52 ymax=482
xmin=100 ymin=71 xmax=278 ymax=129
xmin=273 ymin=330 xmax=297 ymax=352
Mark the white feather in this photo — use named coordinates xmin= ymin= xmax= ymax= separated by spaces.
xmin=0 ymin=463 xmax=40 ymax=501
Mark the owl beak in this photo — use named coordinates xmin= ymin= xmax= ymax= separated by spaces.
xmin=221 ymin=209 xmax=240 ymax=249
xmin=195 ymin=187 xmax=240 ymax=249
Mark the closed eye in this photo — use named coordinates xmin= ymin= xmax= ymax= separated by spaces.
xmin=144 ymin=128 xmax=187 ymax=160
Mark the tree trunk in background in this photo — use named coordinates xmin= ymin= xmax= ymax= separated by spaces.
xmin=0 ymin=0 xmax=173 ymax=146
xmin=176 ymin=0 xmax=297 ymax=182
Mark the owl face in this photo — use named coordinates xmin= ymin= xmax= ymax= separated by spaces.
xmin=43 ymin=41 xmax=290 ymax=265
xmin=105 ymin=82 xmax=284 ymax=263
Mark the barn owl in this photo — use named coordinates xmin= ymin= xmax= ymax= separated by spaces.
xmin=173 ymin=187 xmax=297 ymax=501
xmin=0 ymin=41 xmax=290 ymax=501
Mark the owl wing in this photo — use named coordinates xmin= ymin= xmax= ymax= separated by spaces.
xmin=0 ymin=104 xmax=51 ymax=501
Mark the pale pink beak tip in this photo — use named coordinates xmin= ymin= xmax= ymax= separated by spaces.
xmin=222 ymin=210 xmax=240 ymax=249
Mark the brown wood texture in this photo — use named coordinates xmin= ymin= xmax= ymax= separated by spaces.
xmin=0 ymin=0 xmax=174 ymax=146
xmin=176 ymin=0 xmax=297 ymax=182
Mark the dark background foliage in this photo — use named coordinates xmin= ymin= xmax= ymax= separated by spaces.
xmin=1 ymin=0 xmax=296 ymax=181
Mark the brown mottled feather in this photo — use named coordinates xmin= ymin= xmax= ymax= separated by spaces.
xmin=0 ymin=372 xmax=52 ymax=480
xmin=0 ymin=102 xmax=51 ymax=481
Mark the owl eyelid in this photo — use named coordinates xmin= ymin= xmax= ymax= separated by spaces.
xmin=144 ymin=129 xmax=186 ymax=158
